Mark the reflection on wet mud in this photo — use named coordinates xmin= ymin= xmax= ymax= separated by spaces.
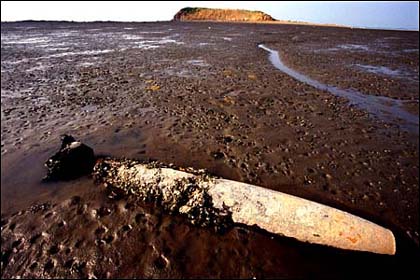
xmin=258 ymin=44 xmax=419 ymax=134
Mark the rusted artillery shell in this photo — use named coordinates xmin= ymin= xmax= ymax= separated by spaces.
xmin=97 ymin=161 xmax=396 ymax=255
xmin=209 ymin=179 xmax=395 ymax=255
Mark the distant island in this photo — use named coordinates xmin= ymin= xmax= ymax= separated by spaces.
xmin=173 ymin=7 xmax=276 ymax=22
xmin=172 ymin=7 xmax=349 ymax=27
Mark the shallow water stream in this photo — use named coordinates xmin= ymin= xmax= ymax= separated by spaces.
xmin=258 ymin=44 xmax=419 ymax=134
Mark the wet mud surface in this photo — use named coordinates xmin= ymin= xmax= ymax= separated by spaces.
xmin=1 ymin=21 xmax=419 ymax=278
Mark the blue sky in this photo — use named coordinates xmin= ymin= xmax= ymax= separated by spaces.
xmin=1 ymin=1 xmax=419 ymax=30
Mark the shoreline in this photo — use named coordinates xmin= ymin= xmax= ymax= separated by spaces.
xmin=2 ymin=20 xmax=419 ymax=32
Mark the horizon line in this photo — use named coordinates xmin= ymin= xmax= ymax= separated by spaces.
xmin=1 ymin=19 xmax=419 ymax=32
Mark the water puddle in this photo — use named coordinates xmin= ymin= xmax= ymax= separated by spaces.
xmin=337 ymin=44 xmax=370 ymax=51
xmin=122 ymin=34 xmax=144 ymax=40
xmin=136 ymin=43 xmax=160 ymax=50
xmin=319 ymin=44 xmax=372 ymax=53
xmin=258 ymin=44 xmax=419 ymax=134
xmin=138 ymin=31 xmax=166 ymax=34
xmin=81 ymin=105 xmax=98 ymax=113
xmin=39 ymin=49 xmax=114 ymax=59
xmin=46 ymin=47 xmax=71 ymax=52
xmin=402 ymin=49 xmax=419 ymax=53
xmin=354 ymin=64 xmax=417 ymax=81
xmin=384 ymin=37 xmax=402 ymax=40
xmin=51 ymin=30 xmax=79 ymax=37
xmin=158 ymin=39 xmax=178 ymax=44
xmin=25 ymin=63 xmax=49 ymax=72
xmin=2 ymin=59 xmax=29 ymax=65
xmin=132 ymin=37 xmax=184 ymax=49
xmin=2 ymin=37 xmax=51 ymax=45
xmin=78 ymin=61 xmax=97 ymax=67
xmin=187 ymin=60 xmax=210 ymax=67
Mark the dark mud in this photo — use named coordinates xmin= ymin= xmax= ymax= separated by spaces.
xmin=2 ymin=183 xmax=417 ymax=279
xmin=258 ymin=44 xmax=418 ymax=133
xmin=1 ymin=21 xmax=419 ymax=278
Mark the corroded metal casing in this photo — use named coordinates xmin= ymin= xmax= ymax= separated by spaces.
xmin=97 ymin=161 xmax=396 ymax=255
xmin=209 ymin=179 xmax=395 ymax=255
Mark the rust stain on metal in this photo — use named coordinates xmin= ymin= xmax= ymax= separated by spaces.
xmin=93 ymin=159 xmax=396 ymax=255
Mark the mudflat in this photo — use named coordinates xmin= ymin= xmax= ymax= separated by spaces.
xmin=1 ymin=21 xmax=418 ymax=278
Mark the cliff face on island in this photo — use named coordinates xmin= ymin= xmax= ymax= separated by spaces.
xmin=173 ymin=7 xmax=276 ymax=22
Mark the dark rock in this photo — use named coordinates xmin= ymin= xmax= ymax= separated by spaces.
xmin=44 ymin=134 xmax=95 ymax=180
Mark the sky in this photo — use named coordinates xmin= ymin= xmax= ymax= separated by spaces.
xmin=1 ymin=1 xmax=419 ymax=31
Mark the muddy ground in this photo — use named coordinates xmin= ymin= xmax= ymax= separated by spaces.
xmin=1 ymin=21 xmax=419 ymax=278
